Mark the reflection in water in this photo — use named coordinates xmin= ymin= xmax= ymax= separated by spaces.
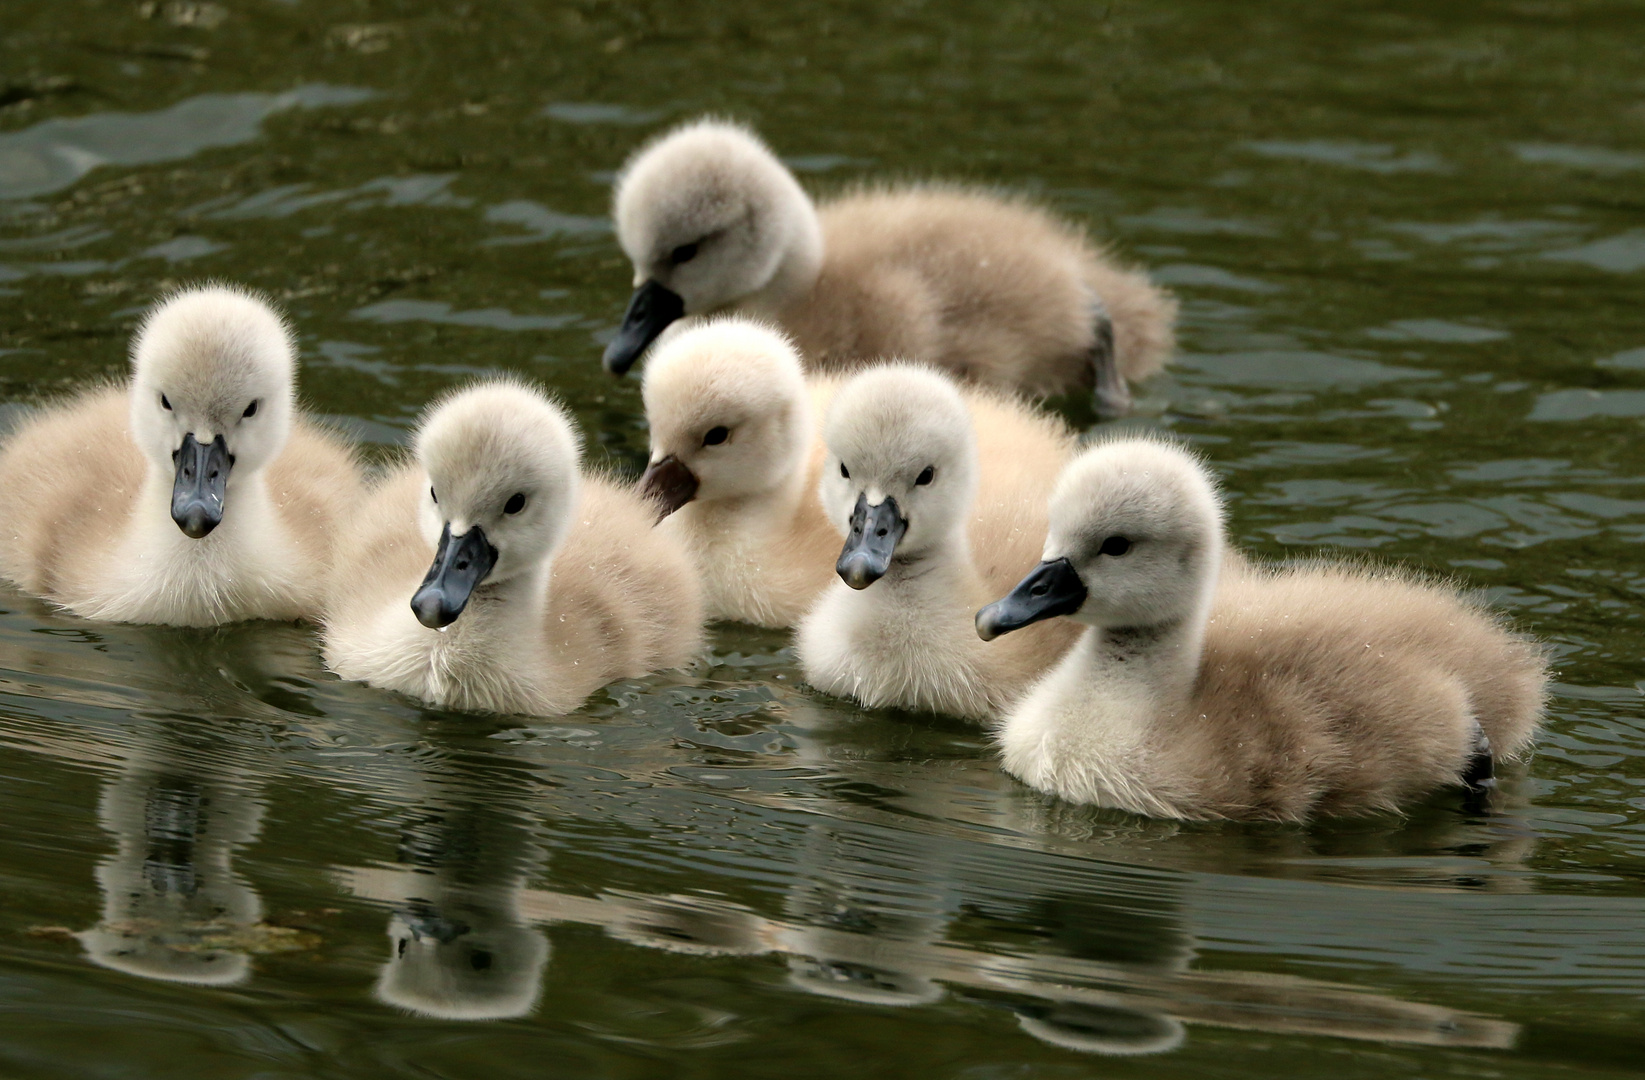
xmin=0 ymin=611 xmax=1538 ymax=1052
xmin=782 ymin=823 xmax=952 ymax=1008
xmin=345 ymin=730 xmax=551 ymax=1021
xmin=0 ymin=621 xmax=330 ymax=988
xmin=769 ymin=823 xmax=1195 ymax=1052
xmin=341 ymin=816 xmax=1515 ymax=1053
xmin=1017 ymin=1002 xmax=1185 ymax=1056
xmin=977 ymin=882 xmax=1194 ymax=1055
xmin=518 ymin=881 xmax=1511 ymax=1052
xmin=78 ymin=728 xmax=267 ymax=986
xmin=371 ymin=821 xmax=550 ymax=1022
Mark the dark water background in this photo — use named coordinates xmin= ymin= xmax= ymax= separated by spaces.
xmin=2 ymin=1 xmax=1644 ymax=1076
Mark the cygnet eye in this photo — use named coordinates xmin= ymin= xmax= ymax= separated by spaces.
xmin=915 ymin=465 xmax=936 ymax=486
xmin=242 ymin=399 xmax=258 ymax=419
xmin=504 ymin=492 xmax=526 ymax=515
xmin=1100 ymin=535 xmax=1132 ymax=557
xmin=702 ymin=425 xmax=729 ymax=446
xmin=670 ymin=241 xmax=699 ymax=265
xmin=430 ymin=487 xmax=438 ymax=505
xmin=839 ymin=462 xmax=850 ymax=479
xmin=160 ymin=393 xmax=172 ymax=411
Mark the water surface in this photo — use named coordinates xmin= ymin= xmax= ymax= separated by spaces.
xmin=2 ymin=2 xmax=1644 ymax=1076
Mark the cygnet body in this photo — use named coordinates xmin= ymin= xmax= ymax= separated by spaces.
xmin=795 ymin=364 xmax=1081 ymax=720
xmin=607 ymin=119 xmax=1176 ymax=415
xmin=0 ymin=285 xmax=361 ymax=625
xmin=322 ymin=380 xmax=704 ymax=716
xmin=978 ymin=439 xmax=1548 ymax=822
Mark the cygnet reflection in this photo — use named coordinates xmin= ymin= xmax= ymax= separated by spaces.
xmin=602 ymin=890 xmax=773 ymax=957
xmin=377 ymin=890 xmax=550 ymax=1022
xmin=1016 ymin=1001 xmax=1187 ymax=1056
xmin=362 ymin=750 xmax=552 ymax=1022
xmin=771 ymin=708 xmax=1187 ymax=1029
xmin=987 ymin=883 xmax=1195 ymax=1055
xmin=780 ymin=821 xmax=956 ymax=1008
xmin=0 ymin=622 xmax=331 ymax=989
xmin=79 ymin=758 xmax=266 ymax=986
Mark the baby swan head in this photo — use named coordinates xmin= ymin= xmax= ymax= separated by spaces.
xmin=128 ymin=284 xmax=296 ymax=539
xmin=606 ymin=118 xmax=821 ymax=375
xmin=410 ymin=381 xmax=581 ymax=630
xmin=819 ymin=364 xmax=978 ymax=590
xmin=638 ymin=317 xmax=811 ymax=518
xmin=977 ymin=438 xmax=1223 ymax=641
xmin=973 ymin=437 xmax=1223 ymax=641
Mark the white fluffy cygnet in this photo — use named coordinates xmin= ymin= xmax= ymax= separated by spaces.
xmin=977 ymin=438 xmax=1548 ymax=822
xmin=605 ymin=118 xmax=1176 ymax=416
xmin=795 ymin=364 xmax=1081 ymax=721
xmin=0 ymin=284 xmax=362 ymax=625
xmin=321 ymin=379 xmax=704 ymax=716
xmin=638 ymin=317 xmax=844 ymax=628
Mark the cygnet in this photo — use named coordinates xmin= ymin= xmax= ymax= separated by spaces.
xmin=796 ymin=364 xmax=1082 ymax=720
xmin=606 ymin=119 xmax=1176 ymax=416
xmin=0 ymin=284 xmax=362 ymax=625
xmin=977 ymin=437 xmax=1548 ymax=822
xmin=322 ymin=380 xmax=704 ymax=715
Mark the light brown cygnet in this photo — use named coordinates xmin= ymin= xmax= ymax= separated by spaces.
xmin=323 ymin=379 xmax=704 ymax=716
xmin=606 ymin=119 xmax=1176 ymax=416
xmin=979 ymin=438 xmax=1548 ymax=822
xmin=0 ymin=284 xmax=362 ymax=625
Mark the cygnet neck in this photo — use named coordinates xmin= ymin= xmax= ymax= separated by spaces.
xmin=461 ymin=559 xmax=553 ymax=644
xmin=737 ymin=197 xmax=825 ymax=317
xmin=884 ymin=524 xmax=976 ymax=594
xmin=1080 ymin=562 xmax=1219 ymax=708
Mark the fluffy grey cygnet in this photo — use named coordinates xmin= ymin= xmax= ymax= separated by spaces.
xmin=606 ymin=118 xmax=1176 ymax=416
xmin=979 ymin=437 xmax=1547 ymax=822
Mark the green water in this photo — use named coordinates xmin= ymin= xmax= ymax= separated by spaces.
xmin=2 ymin=1 xmax=1644 ymax=1076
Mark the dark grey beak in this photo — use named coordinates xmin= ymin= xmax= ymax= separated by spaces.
xmin=836 ymin=493 xmax=907 ymax=590
xmin=411 ymin=524 xmax=498 ymax=629
xmin=603 ymin=279 xmax=686 ymax=376
xmin=170 ymin=432 xmax=232 ymax=539
xmin=976 ymin=557 xmax=1087 ymax=641
xmin=637 ymin=454 xmax=700 ymax=520
xmin=399 ymin=907 xmax=472 ymax=945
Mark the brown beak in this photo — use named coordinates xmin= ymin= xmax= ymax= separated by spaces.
xmin=637 ymin=454 xmax=700 ymax=520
